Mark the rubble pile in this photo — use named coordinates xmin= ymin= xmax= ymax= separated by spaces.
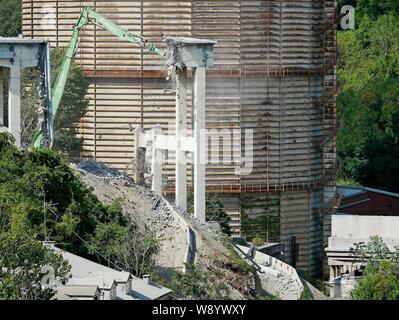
xmin=72 ymin=160 xmax=254 ymax=299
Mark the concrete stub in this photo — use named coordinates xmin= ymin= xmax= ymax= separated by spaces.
xmin=0 ymin=38 xmax=52 ymax=147
xmin=164 ymin=37 xmax=216 ymax=223
xmin=133 ymin=127 xmax=145 ymax=186
xmin=8 ymin=62 xmax=21 ymax=147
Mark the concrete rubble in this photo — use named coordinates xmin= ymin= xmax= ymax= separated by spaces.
xmin=72 ymin=161 xmax=253 ymax=299
xmin=72 ymin=160 xmax=321 ymax=300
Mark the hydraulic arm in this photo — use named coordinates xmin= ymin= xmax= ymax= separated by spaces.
xmin=33 ymin=6 xmax=165 ymax=147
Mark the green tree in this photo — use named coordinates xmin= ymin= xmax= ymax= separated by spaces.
xmin=187 ymin=191 xmax=231 ymax=236
xmin=352 ymin=260 xmax=399 ymax=300
xmin=50 ymin=48 xmax=89 ymax=158
xmin=0 ymin=0 xmax=21 ymax=37
xmin=350 ymin=236 xmax=399 ymax=300
xmin=21 ymin=48 xmax=89 ymax=157
xmin=0 ymin=229 xmax=70 ymax=300
xmin=88 ymin=222 xmax=128 ymax=267
xmin=337 ymin=15 xmax=399 ymax=192
xmin=356 ymin=0 xmax=399 ymax=21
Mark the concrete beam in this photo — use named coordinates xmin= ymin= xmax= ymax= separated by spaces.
xmin=175 ymin=68 xmax=188 ymax=212
xmin=8 ymin=62 xmax=21 ymax=147
xmin=193 ymin=67 xmax=206 ymax=223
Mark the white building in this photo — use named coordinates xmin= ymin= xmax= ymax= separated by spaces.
xmin=325 ymin=214 xmax=399 ymax=298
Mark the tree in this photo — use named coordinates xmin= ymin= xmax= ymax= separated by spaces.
xmin=337 ymin=14 xmax=399 ymax=192
xmin=356 ymin=0 xmax=399 ymax=21
xmin=0 ymin=0 xmax=21 ymax=37
xmin=88 ymin=222 xmax=128 ymax=267
xmin=117 ymin=228 xmax=159 ymax=278
xmin=0 ymin=133 xmax=160 ymax=288
xmin=50 ymin=48 xmax=89 ymax=158
xmin=187 ymin=191 xmax=231 ymax=236
xmin=21 ymin=48 xmax=89 ymax=157
xmin=350 ymin=236 xmax=399 ymax=300
xmin=0 ymin=230 xmax=70 ymax=300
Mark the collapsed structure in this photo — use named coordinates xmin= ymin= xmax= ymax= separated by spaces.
xmin=0 ymin=38 xmax=52 ymax=147
xmin=23 ymin=0 xmax=337 ymax=278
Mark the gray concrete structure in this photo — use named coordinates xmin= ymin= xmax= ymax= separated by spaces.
xmin=326 ymin=215 xmax=399 ymax=281
xmin=0 ymin=38 xmax=52 ymax=147
xmin=24 ymin=1 xmax=338 ymax=277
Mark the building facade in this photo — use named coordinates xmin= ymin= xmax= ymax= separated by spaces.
xmin=23 ymin=0 xmax=337 ymax=277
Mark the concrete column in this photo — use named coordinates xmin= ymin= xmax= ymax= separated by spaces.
xmin=175 ymin=68 xmax=187 ymax=211
xmin=133 ymin=128 xmax=145 ymax=186
xmin=0 ymin=76 xmax=3 ymax=126
xmin=151 ymin=124 xmax=163 ymax=195
xmin=8 ymin=62 xmax=21 ymax=147
xmin=193 ymin=67 xmax=206 ymax=223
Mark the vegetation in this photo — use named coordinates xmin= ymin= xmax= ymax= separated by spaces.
xmin=21 ymin=48 xmax=89 ymax=158
xmin=0 ymin=133 xmax=159 ymax=298
xmin=350 ymin=236 xmax=399 ymax=300
xmin=0 ymin=0 xmax=21 ymax=37
xmin=187 ymin=191 xmax=231 ymax=236
xmin=0 ymin=5 xmax=88 ymax=157
xmin=299 ymin=286 xmax=314 ymax=300
xmin=337 ymin=2 xmax=399 ymax=192
xmin=0 ymin=229 xmax=70 ymax=300
xmin=240 ymin=196 xmax=280 ymax=244
xmin=170 ymin=263 xmax=228 ymax=300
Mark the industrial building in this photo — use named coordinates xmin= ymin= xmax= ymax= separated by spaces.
xmin=22 ymin=0 xmax=337 ymax=278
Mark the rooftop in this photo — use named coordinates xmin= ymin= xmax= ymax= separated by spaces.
xmin=56 ymin=285 xmax=100 ymax=298
xmin=130 ymin=278 xmax=172 ymax=300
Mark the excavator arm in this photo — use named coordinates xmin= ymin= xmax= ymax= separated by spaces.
xmin=33 ymin=6 xmax=165 ymax=147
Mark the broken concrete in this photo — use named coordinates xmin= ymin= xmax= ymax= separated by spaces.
xmin=72 ymin=161 xmax=254 ymax=299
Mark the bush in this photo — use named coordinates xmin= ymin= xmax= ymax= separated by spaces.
xmin=187 ymin=191 xmax=231 ymax=236
xmin=170 ymin=264 xmax=227 ymax=300
xmin=352 ymin=260 xmax=399 ymax=300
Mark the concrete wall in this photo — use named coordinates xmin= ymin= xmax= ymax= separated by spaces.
xmin=331 ymin=215 xmax=399 ymax=242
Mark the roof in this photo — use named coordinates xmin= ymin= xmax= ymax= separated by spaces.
xmin=47 ymin=245 xmax=172 ymax=300
xmin=130 ymin=278 xmax=172 ymax=300
xmin=50 ymin=245 xmax=130 ymax=282
xmin=116 ymin=294 xmax=138 ymax=301
xmin=56 ymin=285 xmax=100 ymax=298
xmin=337 ymin=186 xmax=399 ymax=199
xmin=68 ymin=276 xmax=116 ymax=290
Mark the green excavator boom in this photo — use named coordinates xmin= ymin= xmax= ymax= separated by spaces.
xmin=33 ymin=6 xmax=165 ymax=147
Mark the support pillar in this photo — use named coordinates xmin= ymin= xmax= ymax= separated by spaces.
xmin=193 ymin=67 xmax=206 ymax=223
xmin=151 ymin=124 xmax=163 ymax=195
xmin=8 ymin=62 xmax=21 ymax=147
xmin=133 ymin=127 xmax=145 ymax=186
xmin=0 ymin=76 xmax=3 ymax=126
xmin=175 ymin=68 xmax=188 ymax=211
